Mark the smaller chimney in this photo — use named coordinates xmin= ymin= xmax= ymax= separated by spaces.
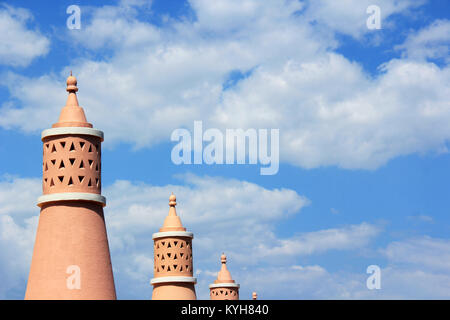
xmin=209 ymin=253 xmax=240 ymax=300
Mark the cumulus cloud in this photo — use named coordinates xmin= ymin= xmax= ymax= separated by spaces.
xmin=0 ymin=4 xmax=49 ymax=67
xmin=1 ymin=175 xmax=449 ymax=299
xmin=1 ymin=1 xmax=449 ymax=170
xmin=303 ymin=0 xmax=425 ymax=38
xmin=0 ymin=176 xmax=40 ymax=299
xmin=256 ymin=222 xmax=380 ymax=258
xmin=396 ymin=19 xmax=450 ymax=63
xmin=104 ymin=174 xmax=310 ymax=266
xmin=0 ymin=174 xmax=310 ymax=298
xmin=382 ymin=236 xmax=450 ymax=271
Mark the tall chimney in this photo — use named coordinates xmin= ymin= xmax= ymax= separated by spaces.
xmin=25 ymin=74 xmax=116 ymax=299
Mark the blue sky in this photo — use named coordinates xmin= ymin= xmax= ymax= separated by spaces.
xmin=0 ymin=0 xmax=449 ymax=299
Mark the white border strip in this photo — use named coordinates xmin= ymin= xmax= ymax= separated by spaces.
xmin=37 ymin=192 xmax=106 ymax=207
xmin=151 ymin=276 xmax=197 ymax=285
xmin=152 ymin=231 xmax=194 ymax=239
xmin=209 ymin=283 xmax=240 ymax=289
xmin=42 ymin=127 xmax=104 ymax=141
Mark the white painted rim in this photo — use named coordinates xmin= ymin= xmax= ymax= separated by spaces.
xmin=150 ymin=276 xmax=197 ymax=285
xmin=37 ymin=193 xmax=106 ymax=207
xmin=42 ymin=127 xmax=104 ymax=141
xmin=152 ymin=231 xmax=194 ymax=239
xmin=209 ymin=283 xmax=240 ymax=289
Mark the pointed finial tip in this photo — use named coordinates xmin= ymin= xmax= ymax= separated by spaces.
xmin=252 ymin=292 xmax=257 ymax=299
xmin=221 ymin=253 xmax=227 ymax=264
xmin=66 ymin=72 xmax=78 ymax=93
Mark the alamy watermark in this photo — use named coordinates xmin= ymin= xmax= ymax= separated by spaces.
xmin=67 ymin=5 xmax=81 ymax=30
xmin=366 ymin=5 xmax=381 ymax=30
xmin=171 ymin=121 xmax=279 ymax=175
xmin=66 ymin=265 xmax=81 ymax=290
xmin=366 ymin=265 xmax=381 ymax=290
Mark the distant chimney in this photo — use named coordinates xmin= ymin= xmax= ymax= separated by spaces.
xmin=151 ymin=194 xmax=197 ymax=299
xmin=209 ymin=253 xmax=240 ymax=300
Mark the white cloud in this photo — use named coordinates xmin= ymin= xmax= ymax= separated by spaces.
xmin=382 ymin=236 xmax=450 ymax=271
xmin=213 ymin=236 xmax=450 ymax=299
xmin=303 ymin=0 xmax=424 ymax=38
xmin=1 ymin=2 xmax=449 ymax=170
xmin=0 ymin=4 xmax=49 ymax=67
xmin=220 ymin=262 xmax=450 ymax=300
xmin=1 ymin=175 xmax=449 ymax=299
xmin=104 ymin=174 xmax=310 ymax=266
xmin=256 ymin=222 xmax=380 ymax=258
xmin=396 ymin=19 xmax=450 ymax=62
xmin=0 ymin=176 xmax=40 ymax=299
xmin=0 ymin=176 xmax=41 ymax=218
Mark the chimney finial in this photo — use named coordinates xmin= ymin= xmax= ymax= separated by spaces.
xmin=66 ymin=73 xmax=78 ymax=93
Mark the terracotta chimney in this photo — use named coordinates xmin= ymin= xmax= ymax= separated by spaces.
xmin=25 ymin=74 xmax=116 ymax=299
xmin=209 ymin=253 xmax=240 ymax=300
xmin=151 ymin=194 xmax=197 ymax=299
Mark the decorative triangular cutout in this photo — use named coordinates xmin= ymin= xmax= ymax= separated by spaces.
xmin=60 ymin=141 xmax=66 ymax=149
xmin=167 ymin=266 xmax=171 ymax=272
xmin=173 ymin=264 xmax=177 ymax=270
xmin=59 ymin=160 xmax=65 ymax=169
xmin=79 ymin=141 xmax=85 ymax=150
xmin=69 ymin=142 xmax=75 ymax=151
xmin=79 ymin=160 xmax=84 ymax=169
xmin=44 ymin=163 xmax=48 ymax=171
xmin=68 ymin=177 xmax=73 ymax=185
xmin=50 ymin=178 xmax=54 ymax=187
xmin=51 ymin=144 xmax=56 ymax=153
xmin=51 ymin=159 xmax=56 ymax=165
xmin=78 ymin=176 xmax=84 ymax=183
xmin=167 ymin=253 xmax=171 ymax=258
xmin=58 ymin=176 xmax=64 ymax=183
xmin=88 ymin=178 xmax=92 ymax=187
xmin=88 ymin=159 xmax=93 ymax=168
xmin=69 ymin=158 xmax=76 ymax=166
xmin=88 ymin=145 xmax=93 ymax=152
